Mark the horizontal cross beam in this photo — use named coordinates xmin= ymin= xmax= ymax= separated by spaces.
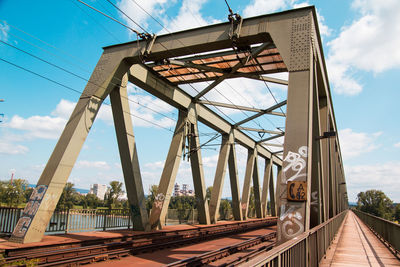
xmin=194 ymin=42 xmax=273 ymax=100
xmin=235 ymin=100 xmax=287 ymax=126
xmin=236 ymin=126 xmax=283 ymax=135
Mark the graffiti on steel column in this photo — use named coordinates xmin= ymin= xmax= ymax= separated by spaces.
xmin=311 ymin=191 xmax=318 ymax=212
xmin=282 ymin=146 xmax=308 ymax=182
xmin=154 ymin=193 xmax=165 ymax=210
xmin=279 ymin=146 xmax=308 ymax=238
xmin=280 ymin=204 xmax=304 ymax=238
xmin=12 ymin=185 xmax=47 ymax=238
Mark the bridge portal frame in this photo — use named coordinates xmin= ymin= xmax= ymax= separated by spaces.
xmin=10 ymin=6 xmax=347 ymax=245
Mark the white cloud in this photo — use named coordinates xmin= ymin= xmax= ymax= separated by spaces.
xmin=327 ymin=0 xmax=400 ymax=95
xmin=76 ymin=160 xmax=111 ymax=170
xmin=4 ymin=93 xmax=176 ymax=141
xmin=0 ymin=21 xmax=10 ymax=41
xmin=7 ymin=114 xmax=67 ymax=139
xmin=244 ymin=0 xmax=289 ymax=17
xmin=0 ymin=141 xmax=28 ymax=155
xmin=394 ymin=142 xmax=400 ymax=148
xmin=51 ymin=99 xmax=75 ymax=119
xmin=117 ymin=0 xmax=168 ymax=32
xmin=161 ymin=0 xmax=220 ymax=33
xmin=338 ymin=128 xmax=382 ymax=160
xmin=345 ymin=161 xmax=400 ymax=202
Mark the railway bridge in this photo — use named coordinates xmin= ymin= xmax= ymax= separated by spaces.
xmin=1 ymin=6 xmax=399 ymax=267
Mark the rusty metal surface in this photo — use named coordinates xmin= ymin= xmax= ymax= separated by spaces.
xmin=93 ymin=227 xmax=277 ymax=267
xmin=149 ymin=47 xmax=287 ymax=84
xmin=1 ymin=218 xmax=277 ymax=266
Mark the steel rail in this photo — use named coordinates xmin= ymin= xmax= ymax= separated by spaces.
xmin=3 ymin=218 xmax=277 ymax=266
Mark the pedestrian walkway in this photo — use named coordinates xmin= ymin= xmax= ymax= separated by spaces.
xmin=320 ymin=211 xmax=399 ymax=267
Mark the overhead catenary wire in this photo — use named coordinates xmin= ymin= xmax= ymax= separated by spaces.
xmin=77 ymin=0 xmax=147 ymax=38
xmin=0 ymin=57 xmax=175 ymax=133
xmin=80 ymin=0 xmax=282 ymax=151
xmin=224 ymin=0 xmax=234 ymax=15
xmin=3 ymin=22 xmax=177 ymax=117
xmin=78 ymin=0 xmax=239 ymax=127
xmin=104 ymin=0 xmax=149 ymax=34
xmin=70 ymin=0 xmax=121 ymax=42
xmin=90 ymin=0 xmax=246 ymax=129
xmin=130 ymin=1 xmax=276 ymax=143
xmin=0 ymin=40 xmax=177 ymax=123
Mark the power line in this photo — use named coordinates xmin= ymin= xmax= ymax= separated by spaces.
xmin=0 ymin=57 xmax=175 ymax=132
xmin=0 ymin=40 xmax=177 ymax=123
xmin=3 ymin=25 xmax=176 ymax=118
xmin=76 ymin=0 xmax=146 ymax=38
xmin=224 ymin=0 xmax=234 ymax=15
xmin=100 ymin=0 xmax=244 ymax=128
xmin=70 ymin=0 xmax=121 ymax=42
xmin=104 ymin=0 xmax=148 ymax=34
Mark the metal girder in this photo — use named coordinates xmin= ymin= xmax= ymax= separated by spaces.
xmin=237 ymin=126 xmax=283 ymax=135
xmin=10 ymin=6 xmax=349 ymax=246
xmin=197 ymin=100 xmax=262 ymax=113
xmin=109 ymin=75 xmax=149 ymax=231
xmin=194 ymin=42 xmax=273 ymax=100
xmin=128 ymin=64 xmax=282 ymax=165
xmin=209 ymin=131 xmax=242 ymax=223
xmin=148 ymin=111 xmax=186 ymax=229
xmin=237 ymin=73 xmax=288 ymax=85
xmin=263 ymin=143 xmax=283 ymax=147
xmin=261 ymin=158 xmax=273 ymax=217
xmin=234 ymin=100 xmax=287 ymax=126
xmin=258 ymin=133 xmax=285 ymax=143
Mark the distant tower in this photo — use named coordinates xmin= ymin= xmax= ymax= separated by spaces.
xmin=174 ymin=183 xmax=181 ymax=197
xmin=90 ymin=184 xmax=107 ymax=200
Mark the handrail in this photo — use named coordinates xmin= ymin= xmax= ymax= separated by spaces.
xmin=353 ymin=209 xmax=400 ymax=257
xmin=244 ymin=210 xmax=348 ymax=267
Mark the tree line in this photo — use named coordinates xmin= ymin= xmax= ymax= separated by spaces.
xmin=356 ymin=189 xmax=400 ymax=222
xmin=0 ymin=179 xmax=255 ymax=221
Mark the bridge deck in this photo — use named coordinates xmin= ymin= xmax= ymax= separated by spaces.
xmin=320 ymin=211 xmax=399 ymax=267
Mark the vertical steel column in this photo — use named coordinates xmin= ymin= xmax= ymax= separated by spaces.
xmin=187 ymin=106 xmax=211 ymax=225
xmin=109 ymin=76 xmax=149 ymax=231
xmin=228 ymin=141 xmax=243 ymax=221
xmin=209 ymin=134 xmax=230 ymax=223
xmin=241 ymin=148 xmax=256 ymax=220
xmin=276 ymin=67 xmax=314 ymax=244
xmin=9 ymin=53 xmax=128 ymax=243
xmin=310 ymin=60 xmax=323 ymax=228
xmin=253 ymin=153 xmax=262 ymax=218
xmin=149 ymin=111 xmax=186 ymax=229
xmin=319 ymin=97 xmax=329 ymax=222
xmin=270 ymin=165 xmax=279 ymax=217
xmin=261 ymin=158 xmax=273 ymax=217
xmin=328 ymin=125 xmax=336 ymax=218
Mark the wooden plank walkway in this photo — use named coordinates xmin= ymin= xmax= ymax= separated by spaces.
xmin=320 ymin=211 xmax=399 ymax=267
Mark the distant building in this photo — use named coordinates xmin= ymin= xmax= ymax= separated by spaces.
xmin=89 ymin=184 xmax=107 ymax=200
xmin=174 ymin=183 xmax=181 ymax=196
xmin=174 ymin=183 xmax=194 ymax=197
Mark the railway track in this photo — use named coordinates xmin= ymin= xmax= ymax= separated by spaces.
xmin=165 ymin=232 xmax=276 ymax=267
xmin=2 ymin=218 xmax=276 ymax=266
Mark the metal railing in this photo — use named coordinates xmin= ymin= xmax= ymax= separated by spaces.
xmin=0 ymin=207 xmax=22 ymax=234
xmin=353 ymin=209 xmax=400 ymax=257
xmin=245 ymin=210 xmax=348 ymax=267
xmin=0 ymin=207 xmax=133 ymax=235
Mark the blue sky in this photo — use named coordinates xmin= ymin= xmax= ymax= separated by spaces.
xmin=0 ymin=0 xmax=399 ymax=202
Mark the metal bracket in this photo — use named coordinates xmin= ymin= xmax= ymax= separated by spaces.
xmin=315 ymin=131 xmax=336 ymax=140
xmin=228 ymin=13 xmax=243 ymax=44
xmin=140 ymin=34 xmax=157 ymax=62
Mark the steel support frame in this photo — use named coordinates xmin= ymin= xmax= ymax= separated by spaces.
xmin=10 ymin=6 xmax=347 ymax=244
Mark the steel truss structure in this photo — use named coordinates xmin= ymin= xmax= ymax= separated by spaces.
xmin=10 ymin=6 xmax=348 ymax=244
